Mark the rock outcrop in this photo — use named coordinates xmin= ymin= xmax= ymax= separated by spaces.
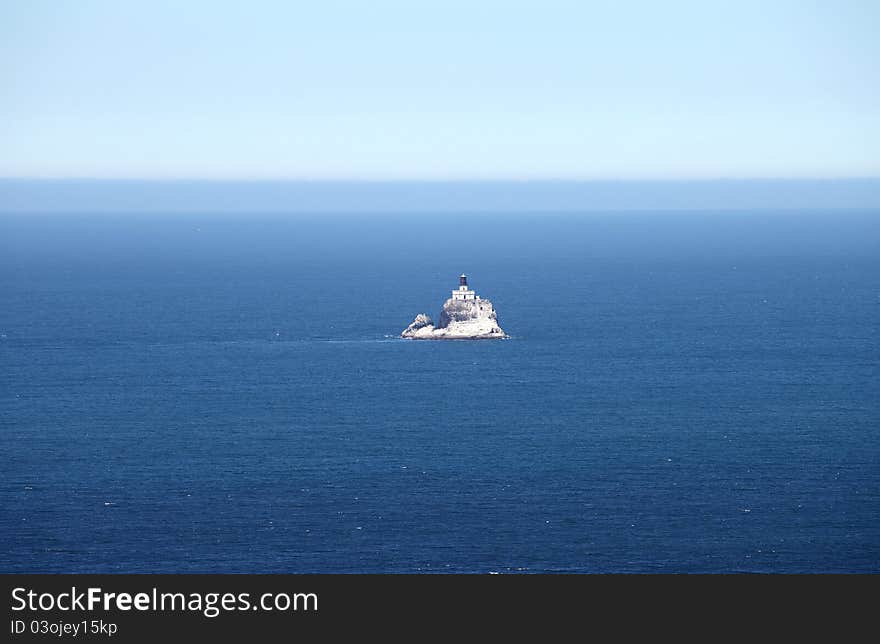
xmin=401 ymin=277 xmax=507 ymax=340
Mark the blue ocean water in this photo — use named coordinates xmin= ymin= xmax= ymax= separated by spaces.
xmin=1 ymin=210 xmax=878 ymax=573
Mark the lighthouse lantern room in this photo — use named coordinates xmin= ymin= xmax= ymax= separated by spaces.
xmin=452 ymin=273 xmax=477 ymax=301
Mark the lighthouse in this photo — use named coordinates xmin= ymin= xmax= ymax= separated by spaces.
xmin=452 ymin=273 xmax=477 ymax=301
xmin=401 ymin=272 xmax=506 ymax=339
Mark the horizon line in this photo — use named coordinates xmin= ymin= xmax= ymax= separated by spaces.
xmin=4 ymin=177 xmax=878 ymax=213
xmin=3 ymin=176 xmax=880 ymax=184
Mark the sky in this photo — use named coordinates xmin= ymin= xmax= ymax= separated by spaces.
xmin=1 ymin=1 xmax=878 ymax=181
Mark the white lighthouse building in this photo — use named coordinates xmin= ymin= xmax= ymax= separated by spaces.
xmin=452 ymin=273 xmax=477 ymax=301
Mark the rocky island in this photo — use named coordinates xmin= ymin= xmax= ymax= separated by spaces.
xmin=401 ymin=274 xmax=507 ymax=340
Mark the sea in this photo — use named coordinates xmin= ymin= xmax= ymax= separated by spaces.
xmin=1 ymin=210 xmax=878 ymax=573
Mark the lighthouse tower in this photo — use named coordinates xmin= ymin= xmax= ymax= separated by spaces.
xmin=452 ymin=273 xmax=477 ymax=301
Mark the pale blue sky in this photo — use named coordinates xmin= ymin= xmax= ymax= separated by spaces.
xmin=1 ymin=1 xmax=878 ymax=180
